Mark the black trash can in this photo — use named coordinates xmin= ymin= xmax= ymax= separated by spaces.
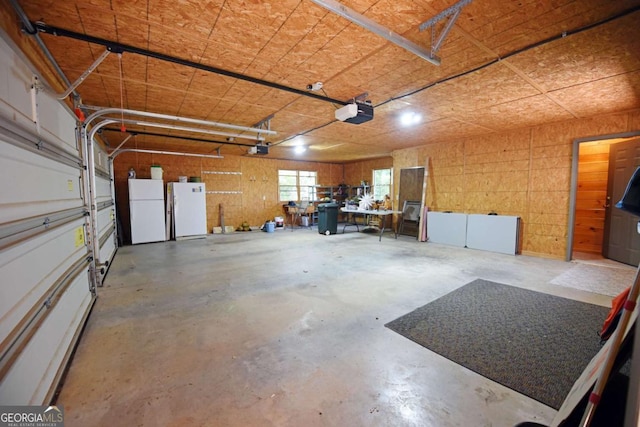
xmin=317 ymin=203 xmax=339 ymax=235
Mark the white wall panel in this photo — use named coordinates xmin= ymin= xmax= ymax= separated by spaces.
xmin=427 ymin=212 xmax=467 ymax=247
xmin=466 ymin=214 xmax=520 ymax=255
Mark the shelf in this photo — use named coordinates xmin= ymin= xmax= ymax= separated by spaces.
xmin=314 ymin=185 xmax=349 ymax=203
xmin=348 ymin=185 xmax=370 ymax=199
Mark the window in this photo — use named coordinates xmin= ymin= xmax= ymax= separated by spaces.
xmin=372 ymin=168 xmax=392 ymax=200
xmin=298 ymin=170 xmax=317 ymax=201
xmin=278 ymin=170 xmax=317 ymax=202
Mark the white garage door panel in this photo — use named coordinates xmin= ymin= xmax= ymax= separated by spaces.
xmin=0 ymin=40 xmax=33 ymax=129
xmin=99 ymin=231 xmax=116 ymax=263
xmin=0 ymin=219 xmax=87 ymax=343
xmin=0 ymin=271 xmax=94 ymax=405
xmin=96 ymin=175 xmax=112 ymax=200
xmin=97 ymin=207 xmax=114 ymax=236
xmin=94 ymin=144 xmax=109 ymax=172
xmin=0 ymin=34 xmax=97 ymax=408
xmin=37 ymin=92 xmax=77 ymax=153
xmin=0 ymin=141 xmax=82 ymax=223
xmin=0 ymin=40 xmax=11 ymax=105
xmin=97 ymin=203 xmax=116 ymax=266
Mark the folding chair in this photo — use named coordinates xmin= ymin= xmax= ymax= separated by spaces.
xmin=398 ymin=200 xmax=421 ymax=238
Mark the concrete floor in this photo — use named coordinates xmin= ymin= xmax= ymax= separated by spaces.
xmin=56 ymin=227 xmax=628 ymax=426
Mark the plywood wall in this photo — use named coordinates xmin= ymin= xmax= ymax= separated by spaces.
xmin=341 ymin=156 xmax=394 ymax=213
xmin=103 ymin=108 xmax=640 ymax=255
xmin=388 ymin=110 xmax=639 ymax=259
xmin=114 ymin=153 xmax=343 ymax=243
xmin=343 ymin=157 xmax=393 ymax=187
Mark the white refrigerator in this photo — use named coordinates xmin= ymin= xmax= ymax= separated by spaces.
xmin=128 ymin=179 xmax=167 ymax=244
xmin=168 ymin=182 xmax=207 ymax=239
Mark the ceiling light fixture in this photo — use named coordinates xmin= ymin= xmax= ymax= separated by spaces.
xmin=294 ymin=145 xmax=307 ymax=154
xmin=400 ymin=112 xmax=422 ymax=126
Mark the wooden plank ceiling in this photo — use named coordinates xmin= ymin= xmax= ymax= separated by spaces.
xmin=13 ymin=0 xmax=640 ymax=162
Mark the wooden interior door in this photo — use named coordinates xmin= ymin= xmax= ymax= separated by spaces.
xmin=603 ymin=139 xmax=640 ymax=266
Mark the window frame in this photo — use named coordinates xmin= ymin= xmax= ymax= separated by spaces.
xmin=278 ymin=169 xmax=318 ymax=202
xmin=372 ymin=168 xmax=392 ymax=200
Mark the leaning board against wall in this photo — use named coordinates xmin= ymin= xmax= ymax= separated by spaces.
xmin=0 ymin=35 xmax=98 ymax=404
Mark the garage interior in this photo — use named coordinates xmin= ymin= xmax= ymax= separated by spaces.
xmin=1 ymin=0 xmax=640 ymax=426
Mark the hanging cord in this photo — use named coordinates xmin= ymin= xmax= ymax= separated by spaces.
xmin=320 ymin=88 xmax=341 ymax=110
xmin=118 ymin=52 xmax=126 ymax=132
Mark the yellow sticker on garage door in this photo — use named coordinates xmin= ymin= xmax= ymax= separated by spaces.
xmin=68 ymin=179 xmax=73 ymax=191
xmin=75 ymin=226 xmax=85 ymax=247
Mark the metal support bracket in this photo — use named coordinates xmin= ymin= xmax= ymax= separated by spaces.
xmin=352 ymin=92 xmax=370 ymax=104
xmin=253 ymin=114 xmax=274 ymax=131
xmin=419 ymin=0 xmax=472 ymax=59
xmin=30 ymin=76 xmax=41 ymax=133
xmin=57 ymin=49 xmax=111 ymax=100
xmin=310 ymin=0 xmax=440 ymax=65
xmin=253 ymin=114 xmax=275 ymax=141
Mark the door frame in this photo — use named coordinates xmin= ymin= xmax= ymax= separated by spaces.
xmin=567 ymin=131 xmax=640 ymax=261
xmin=398 ymin=166 xmax=426 ymax=238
